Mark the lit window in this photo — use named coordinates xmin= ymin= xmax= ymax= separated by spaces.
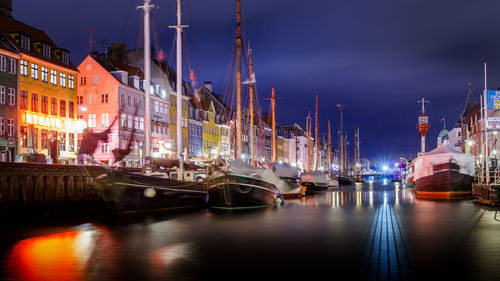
xmin=68 ymin=75 xmax=74 ymax=89
xmin=92 ymin=75 xmax=98 ymax=85
xmin=101 ymin=113 xmax=109 ymax=126
xmin=60 ymin=72 xmax=66 ymax=87
xmin=41 ymin=67 xmax=48 ymax=82
xmin=31 ymin=63 xmax=38 ymax=79
xmin=41 ymin=43 xmax=51 ymax=58
xmin=88 ymin=114 xmax=96 ymax=127
xmin=20 ymin=60 xmax=28 ymax=76
xmin=0 ymin=117 xmax=4 ymax=135
xmin=77 ymin=96 xmax=83 ymax=105
xmin=20 ymin=34 xmax=30 ymax=51
xmin=50 ymin=70 xmax=57 ymax=85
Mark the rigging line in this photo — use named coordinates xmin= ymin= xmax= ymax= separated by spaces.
xmin=150 ymin=13 xmax=162 ymax=60
xmin=114 ymin=0 xmax=137 ymax=48
xmin=186 ymin=0 xmax=202 ymax=84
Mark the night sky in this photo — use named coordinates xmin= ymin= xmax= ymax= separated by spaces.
xmin=12 ymin=0 xmax=500 ymax=164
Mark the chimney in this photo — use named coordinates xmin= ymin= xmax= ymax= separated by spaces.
xmin=0 ymin=0 xmax=13 ymax=18
xmin=204 ymin=81 xmax=213 ymax=92
xmin=108 ymin=43 xmax=127 ymax=64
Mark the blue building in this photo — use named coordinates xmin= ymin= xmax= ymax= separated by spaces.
xmin=188 ymin=99 xmax=202 ymax=159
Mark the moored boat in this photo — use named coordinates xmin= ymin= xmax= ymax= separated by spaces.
xmin=338 ymin=175 xmax=354 ymax=186
xmin=271 ymin=162 xmax=304 ymax=198
xmin=414 ymin=145 xmax=474 ymax=199
xmin=208 ymin=174 xmax=280 ymax=210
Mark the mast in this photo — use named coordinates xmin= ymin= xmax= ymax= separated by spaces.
xmin=169 ymin=0 xmax=188 ymax=179
xmin=249 ymin=48 xmax=255 ymax=165
xmin=235 ymin=0 xmax=242 ymax=158
xmin=138 ymin=0 xmax=154 ymax=164
xmin=338 ymin=104 xmax=344 ymax=175
xmin=306 ymin=113 xmax=311 ymax=171
xmin=328 ymin=120 xmax=331 ymax=174
xmin=417 ymin=98 xmax=429 ymax=154
xmin=314 ymin=94 xmax=318 ymax=170
xmin=483 ymin=61 xmax=489 ymax=184
xmin=271 ymin=88 xmax=276 ymax=162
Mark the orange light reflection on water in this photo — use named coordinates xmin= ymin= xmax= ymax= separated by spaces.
xmin=6 ymin=226 xmax=114 ymax=281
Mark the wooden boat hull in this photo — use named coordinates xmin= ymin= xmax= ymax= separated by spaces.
xmin=208 ymin=174 xmax=280 ymax=210
xmin=94 ymin=170 xmax=208 ymax=213
xmin=415 ymin=170 xmax=473 ymax=199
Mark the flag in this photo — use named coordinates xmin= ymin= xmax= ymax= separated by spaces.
xmin=242 ymin=73 xmax=256 ymax=84
xmin=336 ymin=104 xmax=342 ymax=108
xmin=441 ymin=117 xmax=446 ymax=121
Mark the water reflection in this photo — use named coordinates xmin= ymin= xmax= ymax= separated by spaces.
xmin=7 ymin=225 xmax=116 ymax=281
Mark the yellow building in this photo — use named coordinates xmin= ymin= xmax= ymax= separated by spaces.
xmin=1 ymin=17 xmax=79 ymax=163
xmin=169 ymin=92 xmax=189 ymax=157
xmin=201 ymin=100 xmax=220 ymax=158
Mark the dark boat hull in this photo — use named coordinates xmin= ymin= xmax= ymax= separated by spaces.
xmin=415 ymin=170 xmax=473 ymax=199
xmin=94 ymin=170 xmax=208 ymax=213
xmin=208 ymin=175 xmax=280 ymax=210
xmin=338 ymin=176 xmax=354 ymax=186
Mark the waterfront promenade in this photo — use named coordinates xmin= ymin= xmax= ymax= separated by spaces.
xmin=1 ymin=180 xmax=499 ymax=281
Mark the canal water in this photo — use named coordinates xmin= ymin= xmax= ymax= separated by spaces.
xmin=1 ymin=180 xmax=499 ymax=281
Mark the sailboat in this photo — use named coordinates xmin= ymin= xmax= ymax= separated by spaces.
xmin=336 ymin=104 xmax=354 ymax=185
xmin=300 ymin=95 xmax=338 ymax=191
xmin=207 ymin=0 xmax=282 ymax=209
xmin=85 ymin=0 xmax=208 ymax=213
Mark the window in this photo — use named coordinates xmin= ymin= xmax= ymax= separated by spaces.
xmin=154 ymin=100 xmax=159 ymax=112
xmin=41 ymin=95 xmax=48 ymax=114
xmin=60 ymin=100 xmax=66 ymax=117
xmin=101 ymin=143 xmax=109 ymax=154
xmin=80 ymin=76 xmax=86 ymax=86
xmin=41 ymin=43 xmax=51 ymax=58
xmin=50 ymin=70 xmax=57 ymax=85
xmin=51 ymin=97 xmax=57 ymax=115
xmin=127 ymin=115 xmax=133 ymax=129
xmin=59 ymin=132 xmax=66 ymax=151
xmin=121 ymin=113 xmax=127 ymax=128
xmin=127 ymin=96 xmax=131 ymax=106
xmin=20 ymin=60 xmax=28 ymax=76
xmin=68 ymin=133 xmax=75 ymax=152
xmin=32 ymin=128 xmax=38 ymax=149
xmin=20 ymin=34 xmax=30 ymax=51
xmin=0 ymin=55 xmax=5 ymax=72
xmin=0 ymin=117 xmax=4 ymax=135
xmin=68 ymin=101 xmax=74 ymax=118
xmin=31 ymin=63 xmax=38 ymax=79
xmin=120 ymin=94 xmax=126 ymax=106
xmin=77 ymin=114 xmax=83 ymax=120
xmin=20 ymin=91 xmax=28 ymax=109
xmin=61 ymin=51 xmax=69 ymax=65
xmin=31 ymin=93 xmax=38 ymax=112
xmin=134 ymin=116 xmax=139 ymax=129
xmin=60 ymin=72 xmax=66 ymax=87
xmin=68 ymin=75 xmax=74 ymax=89
xmin=7 ymin=88 xmax=15 ymax=106
xmin=20 ymin=126 xmax=27 ymax=147
xmin=101 ymin=113 xmax=109 ymax=127
xmin=101 ymin=93 xmax=108 ymax=103
xmin=140 ymin=117 xmax=144 ymax=130
xmin=9 ymin=58 xmax=16 ymax=74
xmin=0 ymin=86 xmax=4 ymax=104
xmin=91 ymin=75 xmax=98 ymax=85
xmin=77 ymin=96 xmax=83 ymax=105
xmin=41 ymin=129 xmax=48 ymax=149
xmin=7 ymin=119 xmax=14 ymax=136
xmin=134 ymin=98 xmax=138 ymax=107
xmin=88 ymin=114 xmax=96 ymax=127
xmin=41 ymin=67 xmax=48 ymax=82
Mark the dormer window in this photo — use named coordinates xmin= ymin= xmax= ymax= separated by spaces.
xmin=60 ymin=50 xmax=69 ymax=65
xmin=41 ymin=43 xmax=51 ymax=58
xmin=19 ymin=34 xmax=30 ymax=51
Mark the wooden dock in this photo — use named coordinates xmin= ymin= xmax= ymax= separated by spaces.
xmin=472 ymin=183 xmax=500 ymax=206
xmin=0 ymin=162 xmax=115 ymax=218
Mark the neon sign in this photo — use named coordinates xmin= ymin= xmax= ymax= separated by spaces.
xmin=23 ymin=113 xmax=86 ymax=133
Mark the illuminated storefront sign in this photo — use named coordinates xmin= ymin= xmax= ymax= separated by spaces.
xmin=23 ymin=113 xmax=86 ymax=133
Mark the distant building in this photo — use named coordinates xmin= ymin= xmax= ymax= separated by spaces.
xmin=188 ymin=99 xmax=202 ymax=158
xmin=447 ymin=125 xmax=462 ymax=152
